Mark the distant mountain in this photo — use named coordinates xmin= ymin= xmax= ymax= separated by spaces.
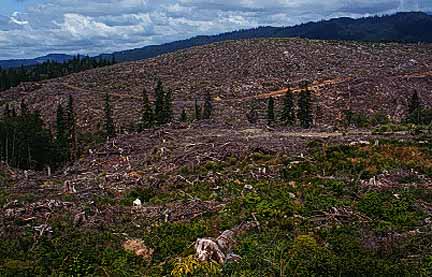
xmin=95 ymin=12 xmax=432 ymax=63
xmin=0 ymin=54 xmax=73 ymax=69
xmin=2 ymin=12 xmax=432 ymax=68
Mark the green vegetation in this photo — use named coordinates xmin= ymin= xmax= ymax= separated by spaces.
xmin=194 ymin=97 xmax=201 ymax=121
xmin=180 ymin=108 xmax=188 ymax=122
xmin=202 ymin=92 xmax=213 ymax=120
xmin=2 ymin=140 xmax=432 ymax=276
xmin=0 ymin=56 xmax=114 ymax=92
xmin=139 ymin=88 xmax=154 ymax=131
xmin=280 ymin=88 xmax=295 ymax=126
xmin=267 ymin=96 xmax=275 ymax=125
xmin=298 ymin=86 xmax=313 ymax=129
xmin=0 ymin=102 xmax=62 ymax=170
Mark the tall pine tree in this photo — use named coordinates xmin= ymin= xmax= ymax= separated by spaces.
xmin=202 ymin=92 xmax=213 ymax=120
xmin=66 ymin=95 xmax=77 ymax=161
xmin=194 ymin=97 xmax=202 ymax=121
xmin=3 ymin=103 xmax=10 ymax=118
xmin=298 ymin=87 xmax=313 ymax=129
xmin=154 ymin=80 xmax=165 ymax=126
xmin=180 ymin=108 xmax=188 ymax=122
xmin=280 ymin=89 xmax=295 ymax=126
xmin=267 ymin=97 xmax=275 ymax=125
xmin=103 ymin=93 xmax=115 ymax=138
xmin=56 ymin=103 xmax=69 ymax=162
xmin=139 ymin=88 xmax=154 ymax=130
xmin=407 ymin=90 xmax=421 ymax=124
xmin=162 ymin=89 xmax=173 ymax=124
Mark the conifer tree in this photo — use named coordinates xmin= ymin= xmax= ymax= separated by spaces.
xmin=280 ymin=89 xmax=295 ymax=126
xmin=66 ymin=95 xmax=78 ymax=161
xmin=267 ymin=96 xmax=275 ymax=125
xmin=0 ymin=109 xmax=56 ymax=170
xmin=180 ymin=108 xmax=188 ymax=122
xmin=202 ymin=92 xmax=213 ymax=120
xmin=246 ymin=100 xmax=258 ymax=124
xmin=194 ymin=97 xmax=202 ymax=121
xmin=162 ymin=89 xmax=173 ymax=124
xmin=56 ymin=104 xmax=66 ymax=144
xmin=55 ymin=103 xmax=69 ymax=161
xmin=139 ymin=88 xmax=154 ymax=130
xmin=20 ymin=100 xmax=28 ymax=117
xmin=103 ymin=93 xmax=115 ymax=138
xmin=407 ymin=90 xmax=421 ymax=124
xmin=408 ymin=90 xmax=420 ymax=115
xmin=298 ymin=87 xmax=313 ymax=129
xmin=343 ymin=109 xmax=353 ymax=128
xmin=154 ymin=80 xmax=165 ymax=125
xmin=3 ymin=104 xmax=10 ymax=118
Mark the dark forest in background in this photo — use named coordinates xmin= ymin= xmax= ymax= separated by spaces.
xmin=0 ymin=56 xmax=114 ymax=92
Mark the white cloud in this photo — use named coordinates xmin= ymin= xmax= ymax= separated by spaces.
xmin=0 ymin=0 xmax=430 ymax=59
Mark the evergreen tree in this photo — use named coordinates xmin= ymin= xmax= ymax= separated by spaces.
xmin=267 ymin=97 xmax=275 ymax=125
xmin=343 ymin=109 xmax=354 ymax=128
xmin=154 ymin=80 xmax=165 ymax=125
xmin=407 ymin=90 xmax=421 ymax=124
xmin=0 ymin=56 xmax=112 ymax=93
xmin=56 ymin=104 xmax=66 ymax=144
xmin=20 ymin=100 xmax=28 ymax=117
xmin=194 ymin=97 xmax=202 ymax=120
xmin=202 ymin=92 xmax=213 ymax=120
xmin=55 ymin=104 xmax=69 ymax=162
xmin=103 ymin=93 xmax=115 ymax=138
xmin=280 ymin=89 xmax=295 ymax=126
xmin=0 ymin=109 xmax=55 ymax=170
xmin=3 ymin=104 xmax=10 ymax=118
xmin=66 ymin=95 xmax=78 ymax=161
xmin=162 ymin=89 xmax=173 ymax=124
xmin=180 ymin=108 xmax=188 ymax=122
xmin=408 ymin=90 xmax=421 ymax=115
xmin=139 ymin=88 xmax=154 ymax=131
xmin=246 ymin=100 xmax=258 ymax=124
xmin=298 ymin=88 xmax=313 ymax=129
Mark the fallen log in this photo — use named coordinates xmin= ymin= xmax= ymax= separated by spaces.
xmin=194 ymin=221 xmax=257 ymax=264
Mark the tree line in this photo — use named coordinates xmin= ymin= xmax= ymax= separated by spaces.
xmin=406 ymin=90 xmax=432 ymax=125
xmin=0 ymin=56 xmax=115 ymax=92
xmin=248 ymin=85 xmax=313 ymax=128
xmin=103 ymin=80 xmax=214 ymax=137
xmin=0 ymin=102 xmax=59 ymax=170
xmin=1 ymin=80 xmax=430 ymax=171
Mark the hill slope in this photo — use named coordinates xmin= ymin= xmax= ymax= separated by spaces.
xmin=101 ymin=12 xmax=432 ymax=63
xmin=1 ymin=38 xmax=432 ymax=131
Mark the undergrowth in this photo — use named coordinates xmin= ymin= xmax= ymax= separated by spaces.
xmin=1 ymin=140 xmax=432 ymax=276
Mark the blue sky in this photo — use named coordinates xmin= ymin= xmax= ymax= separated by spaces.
xmin=1 ymin=0 xmax=42 ymax=15
xmin=0 ymin=0 xmax=430 ymax=60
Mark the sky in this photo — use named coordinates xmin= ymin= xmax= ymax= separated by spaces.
xmin=0 ymin=0 xmax=430 ymax=60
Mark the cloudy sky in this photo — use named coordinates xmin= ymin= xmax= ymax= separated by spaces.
xmin=0 ymin=0 xmax=430 ymax=59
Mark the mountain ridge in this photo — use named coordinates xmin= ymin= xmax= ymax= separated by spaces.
xmin=0 ymin=54 xmax=73 ymax=69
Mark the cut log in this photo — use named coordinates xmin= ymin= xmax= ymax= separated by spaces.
xmin=194 ymin=221 xmax=257 ymax=264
